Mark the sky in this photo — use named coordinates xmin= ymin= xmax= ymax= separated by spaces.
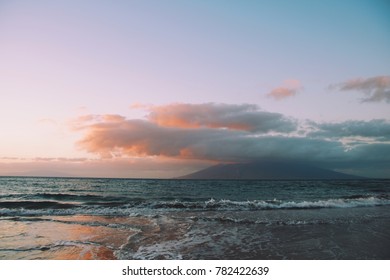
xmin=0 ymin=0 xmax=389 ymax=178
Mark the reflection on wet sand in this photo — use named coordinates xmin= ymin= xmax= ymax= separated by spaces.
xmin=0 ymin=215 xmax=142 ymax=260
xmin=1 ymin=206 xmax=390 ymax=260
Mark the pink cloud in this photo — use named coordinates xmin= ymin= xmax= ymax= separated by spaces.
xmin=147 ymin=103 xmax=296 ymax=132
xmin=74 ymin=115 xmax=347 ymax=163
xmin=72 ymin=103 xmax=296 ymax=161
xmin=267 ymin=79 xmax=303 ymax=100
xmin=62 ymin=103 xmax=390 ymax=178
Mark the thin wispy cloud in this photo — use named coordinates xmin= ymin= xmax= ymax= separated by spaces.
xmin=267 ymin=79 xmax=303 ymax=100
xmin=331 ymin=76 xmax=390 ymax=103
xmin=0 ymin=157 xmax=203 ymax=178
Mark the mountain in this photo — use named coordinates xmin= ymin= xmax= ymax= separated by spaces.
xmin=177 ymin=161 xmax=363 ymax=180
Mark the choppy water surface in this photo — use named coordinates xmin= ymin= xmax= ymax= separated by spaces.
xmin=1 ymin=177 xmax=389 ymax=259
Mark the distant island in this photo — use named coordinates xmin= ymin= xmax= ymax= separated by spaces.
xmin=177 ymin=160 xmax=364 ymax=180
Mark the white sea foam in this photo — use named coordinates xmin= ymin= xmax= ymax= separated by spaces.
xmin=213 ymin=196 xmax=389 ymax=209
xmin=0 ymin=196 xmax=389 ymax=217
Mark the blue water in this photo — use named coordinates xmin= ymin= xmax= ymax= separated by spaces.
xmin=1 ymin=177 xmax=389 ymax=259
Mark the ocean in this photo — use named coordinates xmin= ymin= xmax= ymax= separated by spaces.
xmin=0 ymin=177 xmax=389 ymax=260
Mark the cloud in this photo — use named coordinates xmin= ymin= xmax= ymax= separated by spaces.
xmin=308 ymin=119 xmax=390 ymax=141
xmin=71 ymin=103 xmax=390 ymax=175
xmin=69 ymin=114 xmax=126 ymax=130
xmin=76 ymin=115 xmax=390 ymax=167
xmin=147 ymin=103 xmax=297 ymax=133
xmin=72 ymin=103 xmax=390 ymax=177
xmin=77 ymin=118 xmax=344 ymax=162
xmin=181 ymin=135 xmax=347 ymax=163
xmin=331 ymin=75 xmax=390 ymax=103
xmin=33 ymin=157 xmax=89 ymax=162
xmin=267 ymin=79 xmax=303 ymax=100
xmin=0 ymin=157 xmax=88 ymax=163
xmin=77 ymin=118 xmax=251 ymax=160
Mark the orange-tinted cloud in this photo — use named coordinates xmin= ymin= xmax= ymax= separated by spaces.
xmin=74 ymin=103 xmax=297 ymax=160
xmin=77 ymin=118 xmax=235 ymax=159
xmin=267 ymin=79 xmax=303 ymax=100
xmin=75 ymin=116 xmax=375 ymax=164
xmin=331 ymin=75 xmax=390 ymax=103
xmin=72 ymin=105 xmax=308 ymax=162
xmin=70 ymin=103 xmax=390 ymax=178
xmin=147 ymin=103 xmax=296 ymax=132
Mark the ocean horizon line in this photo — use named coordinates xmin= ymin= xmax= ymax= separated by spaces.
xmin=0 ymin=175 xmax=388 ymax=180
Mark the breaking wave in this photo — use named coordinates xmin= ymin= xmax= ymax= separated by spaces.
xmin=1 ymin=195 xmax=389 ymax=217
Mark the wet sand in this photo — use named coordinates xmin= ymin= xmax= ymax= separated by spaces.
xmin=1 ymin=206 xmax=390 ymax=260
xmin=0 ymin=215 xmax=141 ymax=259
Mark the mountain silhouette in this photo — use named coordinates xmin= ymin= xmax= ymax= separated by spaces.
xmin=177 ymin=160 xmax=363 ymax=180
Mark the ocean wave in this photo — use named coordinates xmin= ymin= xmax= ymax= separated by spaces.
xmin=0 ymin=200 xmax=78 ymax=210
xmin=34 ymin=193 xmax=103 ymax=200
xmin=151 ymin=196 xmax=390 ymax=210
xmin=1 ymin=196 xmax=389 ymax=217
xmin=189 ymin=215 xmax=370 ymax=226
xmin=10 ymin=192 xmax=124 ymax=202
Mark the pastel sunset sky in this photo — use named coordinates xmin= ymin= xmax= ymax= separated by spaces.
xmin=1 ymin=0 xmax=389 ymax=178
